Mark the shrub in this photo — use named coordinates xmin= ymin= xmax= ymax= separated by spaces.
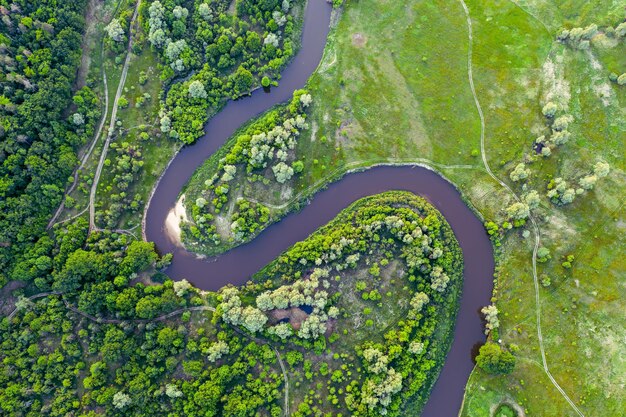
xmin=476 ymin=342 xmax=515 ymax=375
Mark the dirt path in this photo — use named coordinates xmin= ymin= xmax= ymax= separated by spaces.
xmin=48 ymin=0 xmax=124 ymax=229
xmin=5 ymin=291 xmax=63 ymax=320
xmin=458 ymin=2 xmax=585 ymax=416
xmin=74 ymin=0 xmax=99 ymax=91
xmin=89 ymin=0 xmax=142 ymax=231
xmin=274 ymin=346 xmax=289 ymax=416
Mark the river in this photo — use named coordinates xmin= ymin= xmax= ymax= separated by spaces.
xmin=144 ymin=1 xmax=494 ymax=416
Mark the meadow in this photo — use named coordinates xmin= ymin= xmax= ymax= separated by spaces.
xmin=181 ymin=0 xmax=625 ymax=414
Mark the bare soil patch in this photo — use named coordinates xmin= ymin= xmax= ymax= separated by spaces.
xmin=269 ymin=307 xmax=310 ymax=330
xmin=352 ymin=33 xmax=367 ymax=47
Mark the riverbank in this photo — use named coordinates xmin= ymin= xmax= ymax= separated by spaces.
xmin=164 ymin=194 xmax=188 ymax=247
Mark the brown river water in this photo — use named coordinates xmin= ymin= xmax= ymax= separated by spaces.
xmin=144 ymin=1 xmax=494 ymax=415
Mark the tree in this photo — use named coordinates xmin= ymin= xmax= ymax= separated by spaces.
xmin=232 ymin=66 xmax=254 ymax=96
xmin=135 ymin=295 xmax=160 ymax=319
xmin=53 ymin=249 xmax=106 ymax=292
xmin=256 ymin=291 xmax=274 ymax=310
xmin=149 ymin=28 xmax=167 ymax=47
xmin=409 ymin=292 xmax=429 ymax=316
xmin=551 ymin=129 xmax=570 ymax=145
xmin=298 ymin=314 xmax=326 ymax=339
xmin=272 ymin=162 xmax=294 ymax=183
xmin=292 ymin=160 xmax=304 ymax=173
xmin=264 ymin=33 xmax=279 ymax=47
xmin=561 ymin=188 xmax=576 ymax=204
xmin=71 ymin=113 xmax=85 ymax=125
xmin=579 ymin=174 xmax=597 ymax=190
xmin=173 ymin=279 xmax=192 ymax=296
xmin=196 ymin=197 xmax=207 ymax=208
xmin=112 ymin=391 xmax=132 ymax=409
xmin=160 ymin=114 xmax=171 ymax=132
xmin=246 ymin=31 xmax=261 ymax=51
xmin=509 ymin=163 xmax=529 ymax=182
xmin=476 ymin=342 xmax=515 ymax=375
xmin=505 ymin=202 xmax=529 ymax=220
xmin=173 ymin=5 xmax=189 ymax=19
xmin=166 ymin=40 xmax=188 ymax=63
xmin=430 ymin=266 xmax=449 ymax=292
xmin=198 ymin=3 xmax=212 ymax=20
xmin=241 ymin=306 xmax=267 ymax=333
xmin=165 ymin=384 xmax=183 ymax=398
xmin=157 ymin=327 xmax=182 ymax=349
xmin=221 ymin=165 xmax=236 ymax=182
xmin=523 ymin=190 xmax=540 ymax=209
xmin=207 ymin=341 xmax=230 ymax=362
xmin=188 ymin=80 xmax=207 ymax=99
xmin=542 ymin=102 xmax=557 ymax=118
xmin=106 ymin=19 xmax=125 ymax=42
xmin=269 ymin=322 xmax=293 ymax=339
xmin=552 ymin=114 xmax=572 ymax=131
xmin=408 ymin=341 xmax=424 ymax=355
xmin=119 ymin=241 xmax=158 ymax=277
xmin=593 ymin=161 xmax=610 ymax=177
xmin=300 ymin=93 xmax=312 ymax=107
xmin=537 ymin=247 xmax=551 ymax=263
xmin=362 ymin=348 xmax=389 ymax=374
xmin=481 ymin=305 xmax=499 ymax=335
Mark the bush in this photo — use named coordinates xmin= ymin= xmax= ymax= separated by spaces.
xmin=476 ymin=342 xmax=515 ymax=375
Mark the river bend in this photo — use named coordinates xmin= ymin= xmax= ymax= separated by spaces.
xmin=144 ymin=1 xmax=494 ymax=415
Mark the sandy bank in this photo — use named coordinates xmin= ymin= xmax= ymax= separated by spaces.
xmin=164 ymin=194 xmax=188 ymax=246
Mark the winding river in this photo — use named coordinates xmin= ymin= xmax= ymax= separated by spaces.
xmin=144 ymin=1 xmax=494 ymax=415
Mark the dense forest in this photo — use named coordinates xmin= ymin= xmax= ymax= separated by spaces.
xmin=144 ymin=0 xmax=306 ymax=144
xmin=0 ymin=0 xmax=101 ymax=283
xmin=1 ymin=191 xmax=463 ymax=416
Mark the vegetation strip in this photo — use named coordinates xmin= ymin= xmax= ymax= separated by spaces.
xmin=89 ymin=0 xmax=142 ymax=231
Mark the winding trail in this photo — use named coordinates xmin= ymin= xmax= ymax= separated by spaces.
xmin=89 ymin=0 xmax=142 ymax=231
xmin=48 ymin=0 xmax=125 ymax=229
xmin=458 ymin=1 xmax=584 ymax=415
xmin=6 ymin=291 xmax=62 ymax=321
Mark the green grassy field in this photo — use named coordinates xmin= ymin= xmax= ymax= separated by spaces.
xmin=180 ymin=0 xmax=625 ymax=414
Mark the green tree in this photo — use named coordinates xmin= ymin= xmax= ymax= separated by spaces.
xmin=232 ymin=66 xmax=254 ymax=96
xmin=476 ymin=342 xmax=515 ymax=375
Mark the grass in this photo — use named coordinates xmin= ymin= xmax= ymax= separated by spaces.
xmin=458 ymin=1 xmax=626 ymax=415
xmin=179 ymin=0 xmax=625 ymax=414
